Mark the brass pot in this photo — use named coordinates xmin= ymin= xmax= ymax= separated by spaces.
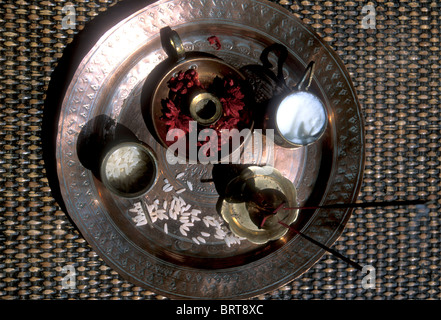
xmin=141 ymin=27 xmax=253 ymax=163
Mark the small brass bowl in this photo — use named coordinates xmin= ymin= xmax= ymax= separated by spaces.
xmin=100 ymin=141 xmax=158 ymax=198
xmin=221 ymin=166 xmax=298 ymax=244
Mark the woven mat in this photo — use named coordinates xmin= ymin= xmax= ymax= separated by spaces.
xmin=1 ymin=0 xmax=440 ymax=300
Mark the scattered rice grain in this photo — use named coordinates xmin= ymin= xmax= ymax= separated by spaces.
xmin=179 ymin=217 xmax=189 ymax=224
xmin=216 ymin=228 xmax=227 ymax=237
xmin=176 ymin=172 xmax=185 ymax=179
xmin=133 ymin=214 xmax=147 ymax=226
xmin=178 ymin=196 xmax=186 ymax=206
xmin=163 ymin=184 xmax=173 ymax=192
xmin=213 ymin=220 xmax=221 ymax=228
xmin=156 ymin=209 xmax=168 ymax=220
xmin=131 ymin=194 xmax=243 ymax=246
xmin=169 ymin=209 xmax=177 ymax=220
xmin=149 ymin=211 xmax=158 ymax=223
xmin=187 ymin=181 xmax=193 ymax=191
xmin=179 ymin=226 xmax=188 ymax=236
xmin=174 ymin=201 xmax=182 ymax=212
xmin=136 ymin=220 xmax=147 ymax=226
xmin=182 ymin=222 xmax=194 ymax=228
xmin=176 ymin=188 xmax=186 ymax=194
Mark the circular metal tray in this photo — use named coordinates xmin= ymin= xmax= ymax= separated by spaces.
xmin=53 ymin=0 xmax=365 ymax=299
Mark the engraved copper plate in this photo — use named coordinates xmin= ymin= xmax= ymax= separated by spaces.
xmin=54 ymin=0 xmax=365 ymax=299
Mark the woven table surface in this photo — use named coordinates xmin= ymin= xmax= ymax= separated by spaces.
xmin=1 ymin=0 xmax=440 ymax=300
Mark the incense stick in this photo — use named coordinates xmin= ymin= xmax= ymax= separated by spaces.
xmin=259 ymin=199 xmax=427 ymax=270
xmin=281 ymin=199 xmax=428 ymax=211
xmin=257 ymin=201 xmax=362 ymax=270
xmin=278 ymin=220 xmax=363 ymax=270
xmin=259 ymin=201 xmax=285 ymax=228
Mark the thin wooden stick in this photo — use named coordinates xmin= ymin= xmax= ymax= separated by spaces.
xmin=281 ymin=199 xmax=427 ymax=211
xmin=278 ymin=221 xmax=363 ymax=271
xmin=259 ymin=199 xmax=427 ymax=228
xmin=258 ymin=199 xmax=428 ymax=270
xmin=259 ymin=201 xmax=285 ymax=228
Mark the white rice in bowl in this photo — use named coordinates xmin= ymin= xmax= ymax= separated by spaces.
xmin=104 ymin=144 xmax=156 ymax=195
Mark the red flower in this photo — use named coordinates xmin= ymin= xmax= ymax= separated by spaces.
xmin=207 ymin=36 xmax=222 ymax=50
xmin=161 ymin=69 xmax=250 ymax=152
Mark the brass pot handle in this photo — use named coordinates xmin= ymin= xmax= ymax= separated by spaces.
xmin=160 ymin=26 xmax=185 ymax=61
xmin=295 ymin=61 xmax=315 ymax=91
xmin=260 ymin=43 xmax=288 ymax=87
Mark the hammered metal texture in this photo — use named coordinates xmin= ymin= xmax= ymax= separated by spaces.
xmin=1 ymin=0 xmax=439 ymax=300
